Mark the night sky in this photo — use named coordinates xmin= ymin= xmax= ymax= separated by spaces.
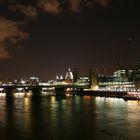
xmin=0 ymin=0 xmax=139 ymax=81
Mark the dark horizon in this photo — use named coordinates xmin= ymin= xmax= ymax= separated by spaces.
xmin=0 ymin=0 xmax=139 ymax=81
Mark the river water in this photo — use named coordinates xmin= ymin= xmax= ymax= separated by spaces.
xmin=0 ymin=95 xmax=140 ymax=140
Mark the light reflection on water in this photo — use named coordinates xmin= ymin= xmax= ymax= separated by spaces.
xmin=0 ymin=96 xmax=140 ymax=140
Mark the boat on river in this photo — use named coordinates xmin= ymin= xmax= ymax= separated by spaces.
xmin=123 ymin=92 xmax=140 ymax=100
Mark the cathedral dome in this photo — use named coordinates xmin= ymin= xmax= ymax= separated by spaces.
xmin=65 ymin=68 xmax=73 ymax=80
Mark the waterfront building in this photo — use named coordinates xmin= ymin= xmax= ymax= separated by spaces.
xmin=97 ymin=70 xmax=135 ymax=92
xmin=89 ymin=68 xmax=98 ymax=90
xmin=133 ymin=63 xmax=140 ymax=91
xmin=113 ymin=69 xmax=128 ymax=82
xmin=126 ymin=67 xmax=134 ymax=82
xmin=98 ymin=75 xmax=113 ymax=90
xmin=65 ymin=68 xmax=73 ymax=80
xmin=55 ymin=67 xmax=74 ymax=84
xmin=29 ymin=77 xmax=39 ymax=85
xmin=76 ymin=76 xmax=89 ymax=86
xmin=63 ymin=68 xmax=74 ymax=84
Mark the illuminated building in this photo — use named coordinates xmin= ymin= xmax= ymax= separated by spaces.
xmin=55 ymin=68 xmax=73 ymax=84
xmin=97 ymin=69 xmax=135 ymax=92
xmin=60 ymin=75 xmax=63 ymax=80
xmin=133 ymin=63 xmax=140 ymax=91
xmin=89 ymin=68 xmax=98 ymax=90
xmin=65 ymin=68 xmax=73 ymax=80
xmin=127 ymin=68 xmax=134 ymax=82
xmin=76 ymin=76 xmax=89 ymax=86
xmin=56 ymin=75 xmax=59 ymax=80
xmin=113 ymin=69 xmax=127 ymax=82
xmin=56 ymin=75 xmax=64 ymax=81
xmin=29 ymin=77 xmax=39 ymax=85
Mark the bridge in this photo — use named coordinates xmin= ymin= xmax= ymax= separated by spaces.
xmin=0 ymin=83 xmax=90 ymax=97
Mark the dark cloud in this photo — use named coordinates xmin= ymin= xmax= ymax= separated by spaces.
xmin=69 ymin=0 xmax=81 ymax=13
xmin=9 ymin=4 xmax=38 ymax=19
xmin=0 ymin=42 xmax=9 ymax=59
xmin=96 ymin=0 xmax=111 ymax=7
xmin=0 ymin=17 xmax=28 ymax=59
xmin=36 ymin=0 xmax=114 ymax=15
xmin=0 ymin=0 xmax=126 ymax=59
xmin=37 ymin=0 xmax=62 ymax=15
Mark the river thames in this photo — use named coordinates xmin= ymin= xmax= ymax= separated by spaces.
xmin=0 ymin=95 xmax=140 ymax=140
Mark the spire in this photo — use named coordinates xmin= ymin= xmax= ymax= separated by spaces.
xmin=56 ymin=75 xmax=59 ymax=80
xmin=60 ymin=75 xmax=63 ymax=80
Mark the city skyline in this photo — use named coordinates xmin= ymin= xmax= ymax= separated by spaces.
xmin=0 ymin=0 xmax=139 ymax=81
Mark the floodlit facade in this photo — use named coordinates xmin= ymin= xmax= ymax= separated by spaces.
xmin=76 ymin=76 xmax=90 ymax=86
xmin=97 ymin=64 xmax=140 ymax=92
xmin=65 ymin=68 xmax=73 ymax=80
xmin=89 ymin=68 xmax=98 ymax=90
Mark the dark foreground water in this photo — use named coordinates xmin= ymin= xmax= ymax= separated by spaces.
xmin=1 ymin=96 xmax=140 ymax=140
